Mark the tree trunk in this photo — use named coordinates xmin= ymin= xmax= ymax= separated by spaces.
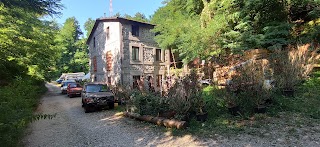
xmin=123 ymin=112 xmax=187 ymax=129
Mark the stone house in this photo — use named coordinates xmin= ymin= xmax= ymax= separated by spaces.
xmin=86 ymin=17 xmax=170 ymax=89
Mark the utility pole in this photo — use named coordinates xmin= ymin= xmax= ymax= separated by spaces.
xmin=109 ymin=0 xmax=113 ymax=17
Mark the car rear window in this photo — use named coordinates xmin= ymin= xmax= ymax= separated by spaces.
xmin=86 ymin=84 xmax=110 ymax=93
xmin=69 ymin=83 xmax=78 ymax=88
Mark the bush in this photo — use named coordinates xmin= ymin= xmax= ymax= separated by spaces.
xmin=166 ymin=70 xmax=205 ymax=120
xmin=225 ymin=60 xmax=272 ymax=115
xmin=0 ymin=76 xmax=47 ymax=147
xmin=127 ymin=91 xmax=169 ymax=116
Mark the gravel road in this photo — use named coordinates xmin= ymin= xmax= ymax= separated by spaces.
xmin=22 ymin=83 xmax=320 ymax=147
xmin=22 ymin=83 xmax=204 ymax=147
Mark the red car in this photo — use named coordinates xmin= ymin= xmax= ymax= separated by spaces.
xmin=67 ymin=83 xmax=83 ymax=98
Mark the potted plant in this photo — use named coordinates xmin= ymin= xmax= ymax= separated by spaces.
xmin=190 ymin=90 xmax=208 ymax=122
xmin=224 ymin=91 xmax=240 ymax=116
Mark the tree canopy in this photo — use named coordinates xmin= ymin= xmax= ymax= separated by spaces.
xmin=54 ymin=17 xmax=89 ymax=74
xmin=0 ymin=0 xmax=62 ymax=82
xmin=152 ymin=0 xmax=320 ymax=63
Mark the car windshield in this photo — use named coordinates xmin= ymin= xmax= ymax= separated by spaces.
xmin=86 ymin=84 xmax=110 ymax=93
xmin=69 ymin=83 xmax=81 ymax=88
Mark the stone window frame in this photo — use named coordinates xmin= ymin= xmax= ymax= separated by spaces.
xmin=132 ymin=46 xmax=140 ymax=61
xmin=129 ymin=43 xmax=143 ymax=63
xmin=155 ymin=49 xmax=164 ymax=62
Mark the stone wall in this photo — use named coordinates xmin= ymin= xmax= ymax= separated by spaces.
xmin=88 ymin=21 xmax=121 ymax=83
xmin=121 ymin=23 xmax=170 ymax=87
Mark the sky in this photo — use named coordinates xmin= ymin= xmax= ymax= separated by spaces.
xmin=54 ymin=0 xmax=164 ymax=35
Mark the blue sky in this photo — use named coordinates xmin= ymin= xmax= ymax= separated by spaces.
xmin=54 ymin=0 xmax=164 ymax=34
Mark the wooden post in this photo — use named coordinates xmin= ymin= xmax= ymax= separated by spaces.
xmin=170 ymin=48 xmax=177 ymax=69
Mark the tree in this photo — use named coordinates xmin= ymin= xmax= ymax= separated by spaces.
xmin=152 ymin=0 xmax=320 ymax=63
xmin=84 ymin=18 xmax=95 ymax=38
xmin=120 ymin=12 xmax=150 ymax=22
xmin=55 ymin=17 xmax=83 ymax=73
xmin=0 ymin=0 xmax=62 ymax=81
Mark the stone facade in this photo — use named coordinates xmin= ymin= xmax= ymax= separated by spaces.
xmin=87 ymin=17 xmax=170 ymax=89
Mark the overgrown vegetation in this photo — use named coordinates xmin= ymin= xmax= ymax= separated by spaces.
xmin=0 ymin=1 xmax=61 ymax=146
xmin=0 ymin=77 xmax=48 ymax=146
xmin=151 ymin=0 xmax=320 ymax=63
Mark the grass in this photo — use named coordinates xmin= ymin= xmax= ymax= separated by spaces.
xmin=0 ymin=77 xmax=47 ymax=147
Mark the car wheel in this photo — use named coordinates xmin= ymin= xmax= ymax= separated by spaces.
xmin=108 ymin=102 xmax=114 ymax=109
xmin=69 ymin=94 xmax=73 ymax=98
xmin=84 ymin=105 xmax=91 ymax=113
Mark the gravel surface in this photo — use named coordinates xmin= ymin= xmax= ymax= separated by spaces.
xmin=22 ymin=83 xmax=320 ymax=147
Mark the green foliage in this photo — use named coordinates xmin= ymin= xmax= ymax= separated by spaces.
xmin=84 ymin=18 xmax=95 ymax=38
xmin=0 ymin=1 xmax=61 ymax=81
xmin=269 ymin=75 xmax=320 ymax=119
xmin=152 ymin=0 xmax=320 ymax=62
xmin=117 ymin=12 xmax=150 ymax=23
xmin=128 ymin=91 xmax=169 ymax=116
xmin=0 ymin=77 xmax=48 ymax=146
xmin=54 ymin=17 xmax=88 ymax=75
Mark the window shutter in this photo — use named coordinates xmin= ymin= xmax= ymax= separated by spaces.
xmin=106 ymin=51 xmax=112 ymax=71
xmin=93 ymin=56 xmax=97 ymax=72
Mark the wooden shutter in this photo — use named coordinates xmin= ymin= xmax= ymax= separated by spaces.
xmin=93 ymin=56 xmax=97 ymax=72
xmin=106 ymin=51 xmax=112 ymax=71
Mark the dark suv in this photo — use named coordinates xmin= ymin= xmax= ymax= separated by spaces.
xmin=81 ymin=82 xmax=115 ymax=113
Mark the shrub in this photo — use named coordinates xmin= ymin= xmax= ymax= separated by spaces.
xmin=127 ymin=91 xmax=169 ymax=116
xmin=271 ymin=44 xmax=319 ymax=91
xmin=0 ymin=76 xmax=46 ymax=147
xmin=167 ymin=70 xmax=205 ymax=120
xmin=226 ymin=59 xmax=272 ymax=115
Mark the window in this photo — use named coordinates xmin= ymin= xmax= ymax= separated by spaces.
xmin=106 ymin=27 xmax=110 ymax=39
xmin=132 ymin=46 xmax=139 ymax=61
xmin=93 ymin=37 xmax=96 ymax=48
xmin=156 ymin=49 xmax=162 ymax=61
xmin=156 ymin=75 xmax=162 ymax=87
xmin=107 ymin=77 xmax=111 ymax=85
xmin=132 ymin=25 xmax=139 ymax=36
xmin=133 ymin=75 xmax=141 ymax=89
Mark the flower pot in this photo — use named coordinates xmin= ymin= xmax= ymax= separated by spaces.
xmin=254 ymin=106 xmax=267 ymax=113
xmin=228 ymin=106 xmax=240 ymax=116
xmin=282 ymin=89 xmax=294 ymax=97
xmin=196 ymin=112 xmax=208 ymax=122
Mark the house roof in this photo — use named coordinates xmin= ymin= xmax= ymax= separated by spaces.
xmin=86 ymin=17 xmax=155 ymax=45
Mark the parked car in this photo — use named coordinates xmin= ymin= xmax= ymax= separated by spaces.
xmin=199 ymin=79 xmax=212 ymax=86
xmin=67 ymin=83 xmax=83 ymax=98
xmin=61 ymin=80 xmax=76 ymax=94
xmin=81 ymin=82 xmax=115 ymax=113
xmin=56 ymin=79 xmax=63 ymax=84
